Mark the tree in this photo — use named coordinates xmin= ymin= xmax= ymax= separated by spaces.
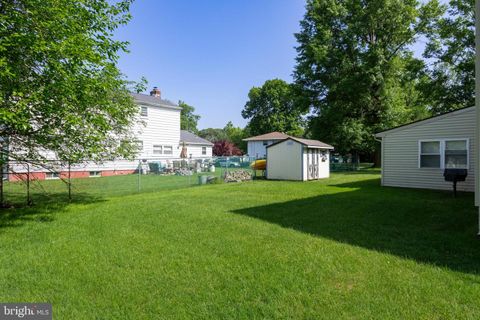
xmin=242 ymin=79 xmax=305 ymax=137
xmin=0 ymin=0 xmax=139 ymax=206
xmin=422 ymin=0 xmax=474 ymax=114
xmin=212 ymin=140 xmax=243 ymax=156
xmin=223 ymin=121 xmax=248 ymax=152
xmin=294 ymin=0 xmax=441 ymax=156
xmin=198 ymin=128 xmax=228 ymax=143
xmin=179 ymin=101 xmax=200 ymax=133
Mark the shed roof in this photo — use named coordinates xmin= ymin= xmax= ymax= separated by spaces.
xmin=242 ymin=132 xmax=290 ymax=141
xmin=267 ymin=137 xmax=334 ymax=150
xmin=131 ymin=93 xmax=181 ymax=110
xmin=375 ymin=106 xmax=474 ymax=137
xmin=180 ymin=130 xmax=213 ymax=146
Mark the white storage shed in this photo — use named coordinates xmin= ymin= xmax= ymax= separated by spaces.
xmin=266 ymin=137 xmax=334 ymax=181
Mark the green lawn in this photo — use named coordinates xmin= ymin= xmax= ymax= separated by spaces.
xmin=0 ymin=171 xmax=479 ymax=319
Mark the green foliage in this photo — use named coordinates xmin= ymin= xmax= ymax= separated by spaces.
xmin=295 ymin=0 xmax=442 ymax=155
xmin=198 ymin=122 xmax=249 ymax=153
xmin=0 ymin=0 xmax=139 ymax=166
xmin=198 ymin=128 xmax=228 ymax=142
xmin=422 ymin=0 xmax=474 ymax=114
xmin=179 ymin=100 xmax=200 ymax=133
xmin=242 ymin=79 xmax=305 ymax=137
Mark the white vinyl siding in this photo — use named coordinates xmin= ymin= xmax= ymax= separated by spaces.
xmin=133 ymin=103 xmax=181 ymax=158
xmin=380 ymin=107 xmax=475 ymax=192
xmin=183 ymin=145 xmax=212 ymax=158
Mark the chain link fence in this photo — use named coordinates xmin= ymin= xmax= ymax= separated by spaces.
xmin=2 ymin=156 xmax=258 ymax=206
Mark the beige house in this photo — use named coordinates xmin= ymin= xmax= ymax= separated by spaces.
xmin=375 ymin=107 xmax=475 ymax=192
xmin=266 ymin=137 xmax=333 ymax=181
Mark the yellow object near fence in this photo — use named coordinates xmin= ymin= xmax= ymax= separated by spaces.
xmin=250 ymin=159 xmax=266 ymax=171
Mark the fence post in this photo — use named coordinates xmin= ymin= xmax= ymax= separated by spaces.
xmin=68 ymin=161 xmax=72 ymax=201
xmin=137 ymin=160 xmax=141 ymax=192
xmin=0 ymin=160 xmax=3 ymax=207
xmin=26 ymin=163 xmax=32 ymax=206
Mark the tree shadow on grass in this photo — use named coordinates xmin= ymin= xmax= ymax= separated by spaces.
xmin=232 ymin=178 xmax=480 ymax=275
xmin=0 ymin=192 xmax=105 ymax=230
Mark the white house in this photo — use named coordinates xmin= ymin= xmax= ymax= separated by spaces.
xmin=266 ymin=137 xmax=333 ymax=181
xmin=8 ymin=87 xmax=213 ymax=181
xmin=375 ymin=107 xmax=475 ymax=192
xmin=180 ymin=130 xmax=213 ymax=158
xmin=243 ymin=132 xmax=290 ymax=159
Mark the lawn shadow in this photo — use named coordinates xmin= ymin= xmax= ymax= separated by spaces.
xmin=0 ymin=192 xmax=106 ymax=230
xmin=232 ymin=178 xmax=480 ymax=275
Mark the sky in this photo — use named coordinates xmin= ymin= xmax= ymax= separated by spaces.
xmin=115 ymin=0 xmax=306 ymax=129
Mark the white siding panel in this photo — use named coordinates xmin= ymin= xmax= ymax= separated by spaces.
xmin=382 ymin=108 xmax=475 ymax=192
xmin=267 ymin=141 xmax=303 ymax=180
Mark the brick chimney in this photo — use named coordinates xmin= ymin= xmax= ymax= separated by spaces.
xmin=150 ymin=86 xmax=161 ymax=98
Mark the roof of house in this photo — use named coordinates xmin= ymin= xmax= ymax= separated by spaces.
xmin=375 ymin=106 xmax=474 ymax=137
xmin=242 ymin=132 xmax=290 ymax=141
xmin=131 ymin=93 xmax=181 ymax=110
xmin=267 ymin=137 xmax=334 ymax=150
xmin=180 ymin=130 xmax=213 ymax=146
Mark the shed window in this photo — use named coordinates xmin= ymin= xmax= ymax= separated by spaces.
xmin=420 ymin=141 xmax=441 ymax=168
xmin=202 ymin=147 xmax=207 ymax=155
xmin=445 ymin=140 xmax=468 ymax=168
xmin=140 ymin=106 xmax=148 ymax=117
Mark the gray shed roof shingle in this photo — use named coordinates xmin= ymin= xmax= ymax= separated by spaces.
xmin=180 ymin=130 xmax=213 ymax=146
xmin=266 ymin=137 xmax=334 ymax=149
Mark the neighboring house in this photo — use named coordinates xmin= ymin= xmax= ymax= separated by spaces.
xmin=8 ymin=87 xmax=213 ymax=181
xmin=180 ymin=130 xmax=213 ymax=158
xmin=375 ymin=107 xmax=475 ymax=192
xmin=266 ymin=137 xmax=333 ymax=181
xmin=243 ymin=132 xmax=290 ymax=159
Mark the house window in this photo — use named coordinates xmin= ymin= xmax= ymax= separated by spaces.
xmin=140 ymin=106 xmax=148 ymax=117
xmin=153 ymin=145 xmax=163 ymax=155
xmin=46 ymin=172 xmax=60 ymax=179
xmin=137 ymin=140 xmax=143 ymax=151
xmin=202 ymin=147 xmax=207 ymax=155
xmin=419 ymin=139 xmax=469 ymax=169
xmin=89 ymin=171 xmax=101 ymax=177
xmin=163 ymin=145 xmax=173 ymax=155
xmin=445 ymin=140 xmax=468 ymax=168
xmin=420 ymin=141 xmax=441 ymax=168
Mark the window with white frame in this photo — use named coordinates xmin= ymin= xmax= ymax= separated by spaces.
xmin=89 ymin=171 xmax=101 ymax=177
xmin=140 ymin=106 xmax=148 ymax=117
xmin=163 ymin=145 xmax=173 ymax=155
xmin=153 ymin=145 xmax=163 ymax=155
xmin=419 ymin=139 xmax=468 ymax=169
xmin=202 ymin=146 xmax=207 ymax=155
xmin=46 ymin=172 xmax=60 ymax=179
xmin=445 ymin=140 xmax=468 ymax=168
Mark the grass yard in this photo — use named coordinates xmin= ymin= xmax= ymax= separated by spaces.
xmin=0 ymin=171 xmax=479 ymax=319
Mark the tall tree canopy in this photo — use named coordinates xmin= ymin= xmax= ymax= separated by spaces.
xmin=0 ymin=0 xmax=139 ymax=164
xmin=294 ymin=0 xmax=441 ymax=155
xmin=242 ymin=79 xmax=305 ymax=137
xmin=179 ymin=100 xmax=200 ymax=133
xmin=0 ymin=0 xmax=139 ymax=204
xmin=422 ymin=0 xmax=474 ymax=114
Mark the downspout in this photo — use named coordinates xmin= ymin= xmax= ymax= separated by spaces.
xmin=476 ymin=0 xmax=480 ymax=236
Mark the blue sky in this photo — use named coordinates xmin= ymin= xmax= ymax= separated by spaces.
xmin=115 ymin=1 xmax=429 ymax=130
xmin=115 ymin=0 xmax=306 ymax=129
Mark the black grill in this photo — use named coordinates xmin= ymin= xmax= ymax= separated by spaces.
xmin=444 ymin=168 xmax=468 ymax=197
